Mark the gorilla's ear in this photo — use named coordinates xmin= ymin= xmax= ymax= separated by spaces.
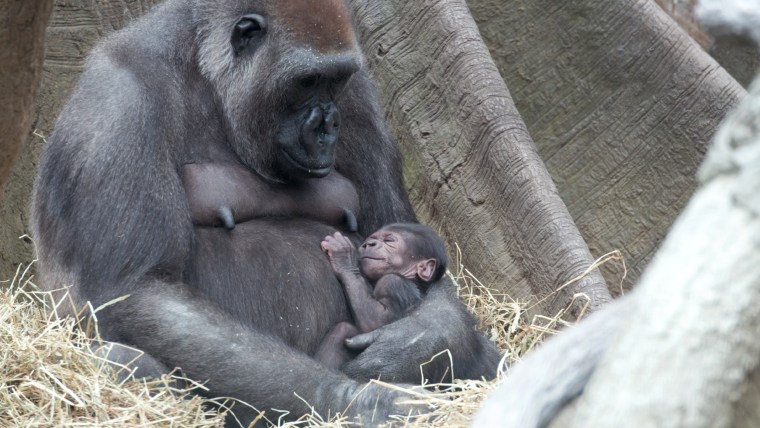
xmin=416 ymin=259 xmax=437 ymax=283
xmin=232 ymin=14 xmax=267 ymax=56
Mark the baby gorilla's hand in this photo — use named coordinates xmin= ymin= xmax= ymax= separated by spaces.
xmin=321 ymin=232 xmax=360 ymax=277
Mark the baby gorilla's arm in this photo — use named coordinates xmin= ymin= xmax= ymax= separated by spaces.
xmin=341 ymin=273 xmax=394 ymax=333
xmin=370 ymin=275 xmax=422 ymax=324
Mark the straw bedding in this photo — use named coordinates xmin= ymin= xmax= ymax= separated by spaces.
xmin=0 ymin=249 xmax=622 ymax=427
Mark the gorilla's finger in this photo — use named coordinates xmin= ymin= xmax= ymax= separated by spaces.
xmin=345 ymin=331 xmax=379 ymax=351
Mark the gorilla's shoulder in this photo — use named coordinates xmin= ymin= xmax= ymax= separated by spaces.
xmin=91 ymin=0 xmax=194 ymax=77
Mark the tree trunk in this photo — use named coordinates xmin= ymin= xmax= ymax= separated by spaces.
xmin=0 ymin=0 xmax=161 ymax=281
xmin=474 ymin=69 xmax=760 ymax=428
xmin=568 ymin=3 xmax=760 ymax=421
xmin=349 ymin=0 xmax=611 ymax=315
xmin=467 ymin=0 xmax=746 ymax=294
xmin=654 ymin=0 xmax=712 ymax=48
xmin=563 ymin=62 xmax=760 ymax=428
xmin=0 ymin=0 xmax=53 ymax=192
xmin=475 ymin=7 xmax=760 ymax=421
xmin=654 ymin=0 xmax=760 ymax=87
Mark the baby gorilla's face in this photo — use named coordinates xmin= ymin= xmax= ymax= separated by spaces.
xmin=358 ymin=228 xmax=417 ymax=281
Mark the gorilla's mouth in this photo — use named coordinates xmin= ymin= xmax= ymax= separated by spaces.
xmin=274 ymin=102 xmax=340 ymax=179
xmin=280 ymin=148 xmax=333 ymax=177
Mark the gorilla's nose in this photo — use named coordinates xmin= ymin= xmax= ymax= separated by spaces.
xmin=302 ymin=103 xmax=340 ymax=157
xmin=321 ymin=103 xmax=339 ymax=136
xmin=321 ymin=55 xmax=360 ymax=83
xmin=296 ymin=54 xmax=359 ymax=96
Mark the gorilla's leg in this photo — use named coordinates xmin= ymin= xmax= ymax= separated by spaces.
xmin=90 ymin=340 xmax=170 ymax=382
xmin=314 ymin=321 xmax=359 ymax=371
xmin=95 ymin=281 xmax=419 ymax=426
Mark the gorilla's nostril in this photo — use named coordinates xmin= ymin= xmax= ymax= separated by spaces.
xmin=305 ymin=106 xmax=323 ymax=130
xmin=321 ymin=104 xmax=340 ymax=135
xmin=323 ymin=109 xmax=340 ymax=133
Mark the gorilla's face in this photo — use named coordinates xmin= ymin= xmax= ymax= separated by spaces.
xmin=271 ymin=55 xmax=358 ymax=179
xmin=194 ymin=0 xmax=361 ymax=182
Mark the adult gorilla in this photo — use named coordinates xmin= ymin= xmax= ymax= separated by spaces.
xmin=32 ymin=0 xmax=499 ymax=424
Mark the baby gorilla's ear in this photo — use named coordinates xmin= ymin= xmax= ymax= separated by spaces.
xmin=416 ymin=259 xmax=437 ymax=283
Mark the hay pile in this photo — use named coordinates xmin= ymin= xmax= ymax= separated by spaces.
xmin=0 ymin=262 xmax=226 ymax=427
xmin=0 ymin=250 xmax=623 ymax=427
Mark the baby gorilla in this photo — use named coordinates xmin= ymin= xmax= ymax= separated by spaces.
xmin=315 ymin=223 xmax=448 ymax=370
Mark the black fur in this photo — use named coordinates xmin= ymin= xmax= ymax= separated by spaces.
xmin=32 ymin=0 xmax=500 ymax=425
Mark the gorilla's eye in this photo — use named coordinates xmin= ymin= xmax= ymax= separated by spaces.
xmin=300 ymin=75 xmax=319 ymax=89
xmin=331 ymin=75 xmax=349 ymax=87
xmin=232 ymin=14 xmax=267 ymax=56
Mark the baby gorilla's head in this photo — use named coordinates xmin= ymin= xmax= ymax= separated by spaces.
xmin=358 ymin=223 xmax=448 ymax=284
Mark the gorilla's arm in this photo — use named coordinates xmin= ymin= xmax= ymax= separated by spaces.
xmin=342 ymin=279 xmax=502 ymax=383
xmin=98 ymin=281 xmax=410 ymax=423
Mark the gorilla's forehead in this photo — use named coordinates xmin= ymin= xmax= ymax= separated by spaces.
xmin=272 ymin=0 xmax=357 ymax=54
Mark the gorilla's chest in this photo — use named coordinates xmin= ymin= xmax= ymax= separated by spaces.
xmin=186 ymin=219 xmax=353 ymax=354
xmin=181 ymin=162 xmax=361 ymax=233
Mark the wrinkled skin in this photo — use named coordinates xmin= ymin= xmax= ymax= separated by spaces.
xmin=357 ymin=229 xmax=422 ymax=281
xmin=31 ymin=0 xmax=501 ymax=425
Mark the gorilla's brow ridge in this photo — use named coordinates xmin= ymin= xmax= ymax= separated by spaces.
xmin=272 ymin=0 xmax=357 ymax=53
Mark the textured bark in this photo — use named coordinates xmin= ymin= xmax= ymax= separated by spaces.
xmin=0 ymin=0 xmax=53 ymax=192
xmin=474 ymin=73 xmax=760 ymax=428
xmin=655 ymin=0 xmax=760 ymax=88
xmin=654 ymin=0 xmax=711 ymax=48
xmin=349 ymin=0 xmax=610 ymax=314
xmin=564 ymin=69 xmax=760 ymax=428
xmin=475 ymin=21 xmax=760 ymax=424
xmin=468 ymin=0 xmax=746 ymax=294
xmin=0 ymin=0 xmax=161 ymax=281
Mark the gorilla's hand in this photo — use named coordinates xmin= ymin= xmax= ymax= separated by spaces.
xmin=341 ymin=311 xmax=449 ymax=383
xmin=340 ymin=381 xmax=427 ymax=426
xmin=341 ymin=280 xmax=495 ymax=384
xmin=321 ymin=231 xmax=360 ymax=277
xmin=344 ymin=329 xmax=380 ymax=352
